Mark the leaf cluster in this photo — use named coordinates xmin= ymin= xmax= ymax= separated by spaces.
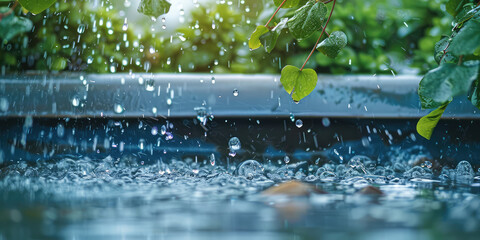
xmin=417 ymin=0 xmax=480 ymax=140
xmin=249 ymin=0 xmax=347 ymax=102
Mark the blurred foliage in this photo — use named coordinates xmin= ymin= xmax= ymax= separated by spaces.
xmin=0 ymin=0 xmax=454 ymax=74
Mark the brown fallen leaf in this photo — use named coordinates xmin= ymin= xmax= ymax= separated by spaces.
xmin=262 ymin=180 xmax=326 ymax=196
xmin=357 ymin=185 xmax=383 ymax=195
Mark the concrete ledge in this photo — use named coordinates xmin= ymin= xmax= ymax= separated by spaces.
xmin=0 ymin=73 xmax=478 ymax=118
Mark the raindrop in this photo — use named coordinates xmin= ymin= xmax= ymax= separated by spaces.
xmin=322 ymin=117 xmax=331 ymax=127
xmin=77 ymin=24 xmax=86 ymax=34
xmin=210 ymin=153 xmax=216 ymax=166
xmin=295 ymin=119 xmax=303 ymax=128
xmin=138 ymin=139 xmax=146 ymax=150
xmin=87 ymin=56 xmax=93 ymax=64
xmin=114 ymin=103 xmax=124 ymax=114
xmin=145 ymin=79 xmax=155 ymax=91
xmin=228 ymin=137 xmax=241 ymax=151
xmin=233 ymin=89 xmax=239 ymax=96
xmin=238 ymin=160 xmax=264 ymax=179
xmin=284 ymin=155 xmax=290 ymax=164
xmin=56 ymin=124 xmax=65 ymax=137
xmin=289 ymin=113 xmax=295 ymax=122
xmin=421 ymin=161 xmax=433 ymax=169
xmin=456 ymin=160 xmax=474 ymax=180
xmin=72 ymin=97 xmax=80 ymax=107
xmin=160 ymin=125 xmax=167 ymax=135
xmin=194 ymin=107 xmax=208 ymax=125
xmin=166 ymin=98 xmax=172 ymax=106
xmin=0 ymin=98 xmax=9 ymax=111
xmin=151 ymin=126 xmax=158 ymax=135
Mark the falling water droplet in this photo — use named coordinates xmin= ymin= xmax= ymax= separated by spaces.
xmin=151 ymin=126 xmax=158 ymax=135
xmin=138 ymin=139 xmax=146 ymax=150
xmin=160 ymin=125 xmax=167 ymax=135
xmin=0 ymin=98 xmax=9 ymax=111
xmin=284 ymin=156 xmax=290 ymax=164
xmin=295 ymin=119 xmax=303 ymax=128
xmin=72 ymin=97 xmax=80 ymax=107
xmin=210 ymin=153 xmax=216 ymax=166
xmin=114 ymin=103 xmax=124 ymax=114
xmin=229 ymin=137 xmax=241 ymax=151
xmin=322 ymin=117 xmax=331 ymax=127
xmin=145 ymin=79 xmax=155 ymax=91
xmin=77 ymin=24 xmax=86 ymax=34
xmin=233 ymin=89 xmax=239 ymax=96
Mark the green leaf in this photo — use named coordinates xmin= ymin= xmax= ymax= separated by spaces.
xmin=273 ymin=0 xmax=300 ymax=8
xmin=248 ymin=25 xmax=269 ymax=50
xmin=51 ymin=57 xmax=67 ymax=71
xmin=0 ymin=7 xmax=33 ymax=42
xmin=418 ymin=61 xmax=480 ymax=109
xmin=417 ymin=103 xmax=449 ymax=140
xmin=453 ymin=4 xmax=478 ymax=26
xmin=259 ymin=18 xmax=288 ymax=53
xmin=434 ymin=36 xmax=457 ymax=64
xmin=316 ymin=31 xmax=347 ymax=58
xmin=259 ymin=31 xmax=278 ymax=53
xmin=449 ymin=19 xmax=480 ymax=56
xmin=287 ymin=0 xmax=327 ymax=40
xmin=468 ymin=78 xmax=480 ymax=109
xmin=137 ymin=0 xmax=171 ymax=18
xmin=18 ymin=0 xmax=56 ymax=14
xmin=280 ymin=65 xmax=318 ymax=102
xmin=446 ymin=0 xmax=464 ymax=17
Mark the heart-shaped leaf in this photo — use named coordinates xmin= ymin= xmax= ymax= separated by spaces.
xmin=449 ymin=19 xmax=480 ymax=56
xmin=137 ymin=0 xmax=172 ymax=18
xmin=417 ymin=102 xmax=449 ymax=140
xmin=273 ymin=0 xmax=300 ymax=8
xmin=280 ymin=65 xmax=318 ymax=102
xmin=249 ymin=25 xmax=269 ymax=50
xmin=258 ymin=18 xmax=288 ymax=53
xmin=418 ymin=61 xmax=480 ymax=109
xmin=0 ymin=7 xmax=33 ymax=42
xmin=287 ymin=0 xmax=327 ymax=40
xmin=18 ymin=0 xmax=56 ymax=14
xmin=316 ymin=31 xmax=347 ymax=58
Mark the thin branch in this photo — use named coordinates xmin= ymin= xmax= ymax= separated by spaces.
xmin=300 ymin=0 xmax=336 ymax=71
xmin=0 ymin=1 xmax=18 ymax=22
xmin=265 ymin=0 xmax=287 ymax=27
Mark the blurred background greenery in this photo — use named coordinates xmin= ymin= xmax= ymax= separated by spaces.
xmin=0 ymin=0 xmax=452 ymax=74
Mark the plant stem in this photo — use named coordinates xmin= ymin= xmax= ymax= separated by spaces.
xmin=0 ymin=1 xmax=18 ymax=22
xmin=265 ymin=0 xmax=287 ymax=27
xmin=300 ymin=0 xmax=336 ymax=71
xmin=458 ymin=55 xmax=464 ymax=65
